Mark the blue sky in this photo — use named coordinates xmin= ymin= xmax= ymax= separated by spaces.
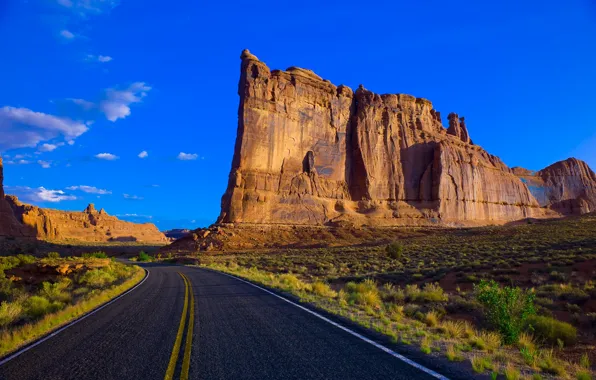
xmin=1 ymin=0 xmax=595 ymax=230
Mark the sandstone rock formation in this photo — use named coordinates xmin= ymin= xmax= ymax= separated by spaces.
xmin=6 ymin=197 xmax=167 ymax=243
xmin=514 ymin=158 xmax=596 ymax=215
xmin=218 ymin=49 xmax=578 ymax=227
xmin=0 ymin=159 xmax=166 ymax=243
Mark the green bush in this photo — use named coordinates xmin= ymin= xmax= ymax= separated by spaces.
xmin=79 ymin=269 xmax=117 ymax=288
xmin=137 ymin=251 xmax=152 ymax=262
xmin=0 ymin=301 xmax=23 ymax=327
xmin=24 ymin=296 xmax=62 ymax=318
xmin=40 ymin=279 xmax=72 ymax=303
xmin=46 ymin=252 xmax=61 ymax=259
xmin=345 ymin=279 xmax=382 ymax=308
xmin=82 ymin=252 xmax=108 ymax=259
xmin=385 ymin=242 xmax=404 ymax=260
xmin=475 ymin=280 xmax=535 ymax=344
xmin=527 ymin=315 xmax=577 ymax=346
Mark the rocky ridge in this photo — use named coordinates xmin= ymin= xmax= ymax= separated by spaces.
xmin=0 ymin=159 xmax=167 ymax=243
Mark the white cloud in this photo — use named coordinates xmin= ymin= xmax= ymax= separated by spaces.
xmin=123 ymin=193 xmax=143 ymax=200
xmin=67 ymin=140 xmax=75 ymax=145
xmin=5 ymin=186 xmax=76 ymax=203
xmin=177 ymin=152 xmax=198 ymax=161
xmin=60 ymin=30 xmax=75 ymax=39
xmin=57 ymin=0 xmax=119 ymax=16
xmin=138 ymin=150 xmax=148 ymax=158
xmin=66 ymin=185 xmax=111 ymax=194
xmin=38 ymin=160 xmax=51 ymax=169
xmin=0 ymin=106 xmax=88 ymax=152
xmin=99 ymin=82 xmax=151 ymax=122
xmin=5 ymin=159 xmax=32 ymax=165
xmin=38 ymin=143 xmax=58 ymax=152
xmin=86 ymin=54 xmax=113 ymax=63
xmin=95 ymin=152 xmax=118 ymax=160
xmin=68 ymin=98 xmax=95 ymax=110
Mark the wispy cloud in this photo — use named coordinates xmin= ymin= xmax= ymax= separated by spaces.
xmin=86 ymin=54 xmax=113 ymax=63
xmin=5 ymin=186 xmax=76 ymax=203
xmin=38 ymin=160 xmax=52 ymax=169
xmin=99 ymin=82 xmax=151 ymax=122
xmin=38 ymin=143 xmax=59 ymax=152
xmin=138 ymin=150 xmax=148 ymax=158
xmin=123 ymin=193 xmax=143 ymax=200
xmin=57 ymin=0 xmax=120 ymax=16
xmin=67 ymin=98 xmax=95 ymax=110
xmin=60 ymin=29 xmax=75 ymax=39
xmin=95 ymin=152 xmax=119 ymax=160
xmin=66 ymin=185 xmax=112 ymax=194
xmin=177 ymin=152 xmax=198 ymax=161
xmin=0 ymin=106 xmax=88 ymax=151
xmin=5 ymin=159 xmax=32 ymax=165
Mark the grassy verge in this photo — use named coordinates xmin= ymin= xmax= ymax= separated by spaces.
xmin=0 ymin=256 xmax=145 ymax=358
xmin=204 ymin=262 xmax=593 ymax=380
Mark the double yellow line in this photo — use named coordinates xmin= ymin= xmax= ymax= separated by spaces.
xmin=165 ymin=273 xmax=195 ymax=380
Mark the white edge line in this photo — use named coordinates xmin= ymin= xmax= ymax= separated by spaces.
xmin=0 ymin=268 xmax=150 ymax=366
xmin=205 ymin=268 xmax=449 ymax=380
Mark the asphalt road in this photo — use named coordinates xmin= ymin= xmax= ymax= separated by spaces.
xmin=0 ymin=264 xmax=450 ymax=380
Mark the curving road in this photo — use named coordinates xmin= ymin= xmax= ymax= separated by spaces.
xmin=0 ymin=264 xmax=457 ymax=380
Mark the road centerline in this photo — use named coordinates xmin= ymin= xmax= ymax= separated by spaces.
xmin=181 ymin=273 xmax=195 ymax=380
xmin=165 ymin=272 xmax=189 ymax=380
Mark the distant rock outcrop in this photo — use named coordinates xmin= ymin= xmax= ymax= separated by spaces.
xmin=5 ymin=198 xmax=167 ymax=243
xmin=0 ymin=158 xmax=166 ymax=243
xmin=217 ymin=49 xmax=577 ymax=227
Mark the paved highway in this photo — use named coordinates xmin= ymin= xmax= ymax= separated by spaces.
xmin=0 ymin=264 xmax=460 ymax=380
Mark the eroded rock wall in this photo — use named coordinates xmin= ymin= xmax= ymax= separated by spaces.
xmin=6 ymin=198 xmax=167 ymax=243
xmin=515 ymin=158 xmax=596 ymax=215
xmin=218 ymin=50 xmax=590 ymax=226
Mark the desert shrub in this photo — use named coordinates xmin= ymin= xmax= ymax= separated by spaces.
xmin=475 ymin=280 xmax=535 ymax=344
xmin=82 ymin=252 xmax=108 ymax=259
xmin=137 ymin=251 xmax=152 ymax=262
xmin=504 ymin=364 xmax=521 ymax=380
xmin=385 ymin=242 xmax=404 ymax=260
xmin=527 ymin=315 xmax=577 ymax=346
xmin=46 ymin=252 xmax=60 ymax=259
xmin=424 ymin=311 xmax=439 ymax=327
xmin=278 ymin=274 xmax=308 ymax=291
xmin=345 ymin=279 xmax=381 ymax=308
xmin=311 ymin=281 xmax=337 ymax=298
xmin=40 ymin=279 xmax=72 ymax=303
xmin=79 ymin=269 xmax=117 ymax=288
xmin=24 ymin=296 xmax=62 ymax=318
xmin=538 ymin=349 xmax=567 ymax=376
xmin=406 ymin=283 xmax=448 ymax=303
xmin=16 ymin=254 xmax=35 ymax=265
xmin=0 ymin=301 xmax=23 ymax=327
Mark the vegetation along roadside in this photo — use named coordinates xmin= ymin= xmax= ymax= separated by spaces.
xmin=0 ymin=252 xmax=145 ymax=358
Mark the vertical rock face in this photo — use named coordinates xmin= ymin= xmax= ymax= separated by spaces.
xmin=218 ymin=50 xmax=580 ymax=226
xmin=515 ymin=158 xmax=596 ymax=215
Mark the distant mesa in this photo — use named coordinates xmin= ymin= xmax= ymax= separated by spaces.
xmin=167 ymin=49 xmax=596 ymax=251
xmin=0 ymin=159 xmax=166 ymax=243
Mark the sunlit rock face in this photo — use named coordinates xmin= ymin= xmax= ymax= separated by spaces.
xmin=514 ymin=158 xmax=596 ymax=215
xmin=218 ymin=50 xmax=593 ymax=226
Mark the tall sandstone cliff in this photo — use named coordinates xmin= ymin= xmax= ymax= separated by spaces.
xmin=218 ymin=50 xmax=593 ymax=227
xmin=0 ymin=159 xmax=166 ymax=243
